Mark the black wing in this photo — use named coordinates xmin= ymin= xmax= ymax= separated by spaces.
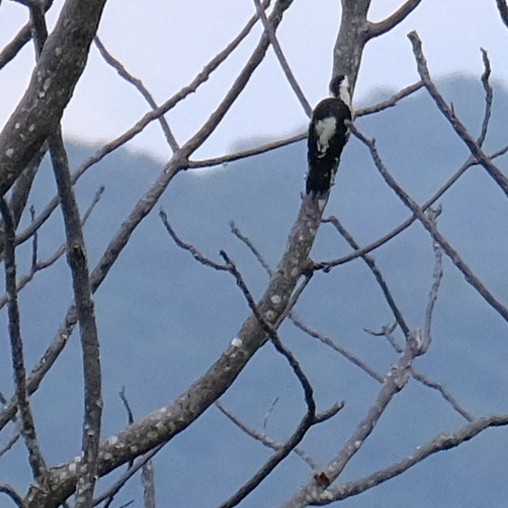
xmin=306 ymin=98 xmax=351 ymax=195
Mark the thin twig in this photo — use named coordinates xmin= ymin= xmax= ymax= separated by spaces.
xmin=422 ymin=208 xmax=444 ymax=346
xmin=290 ymin=314 xmax=384 ymax=383
xmin=411 ymin=370 xmax=474 ymax=422
xmin=94 ymin=36 xmax=180 ymax=152
xmin=263 ymin=396 xmax=280 ymax=432
xmin=356 ymin=80 xmax=424 ymax=116
xmin=216 ymin=400 xmax=319 ymax=470
xmin=30 ymin=206 xmax=37 ymax=270
xmin=92 ymin=445 xmax=164 ymax=507
xmin=0 ymin=418 xmax=22 ymax=458
xmin=230 ymin=220 xmax=273 ymax=276
xmin=119 ymin=387 xmax=134 ymax=425
xmin=160 ymin=209 xmax=228 ymax=271
xmin=324 ymin=216 xmax=412 ymax=340
xmin=364 ymin=322 xmax=402 ymax=353
xmin=477 ymin=48 xmax=493 ymax=146
xmin=118 ymin=386 xmax=135 ymax=473
xmin=187 ymin=132 xmax=305 ymax=169
xmin=252 ymin=0 xmax=311 ymax=116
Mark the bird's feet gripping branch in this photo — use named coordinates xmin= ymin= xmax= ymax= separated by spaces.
xmin=306 ymin=74 xmax=352 ymax=197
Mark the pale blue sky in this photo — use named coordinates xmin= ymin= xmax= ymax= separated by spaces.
xmin=0 ymin=0 xmax=507 ymax=160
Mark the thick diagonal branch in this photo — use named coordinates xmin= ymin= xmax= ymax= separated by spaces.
xmin=0 ymin=0 xmax=108 ymax=195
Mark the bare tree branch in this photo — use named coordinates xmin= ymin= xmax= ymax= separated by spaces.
xmin=92 ymin=445 xmax=164 ymax=507
xmin=219 ymin=411 xmax=320 ymax=508
xmin=320 ymin=414 xmax=508 ymax=503
xmin=187 ymin=80 xmax=424 ymax=170
xmin=0 ymin=421 xmax=22 ymax=458
xmin=356 ymin=80 xmax=424 ymax=116
xmin=160 ymin=209 xmax=229 ymax=271
xmin=167 ymin=241 xmax=343 ymax=508
xmin=0 ymin=197 xmax=47 ymax=482
xmin=411 ymin=371 xmax=474 ymax=422
xmin=332 ymin=0 xmax=371 ymax=89
xmin=213 ymin=249 xmax=321 ymax=507
xmin=422 ymin=209 xmax=443 ymax=346
xmin=350 ymin=124 xmax=508 ymax=322
xmin=230 ymin=221 xmax=274 ymax=276
xmin=0 ymin=0 xmax=54 ymax=70
xmin=181 ymin=1 xmax=297 ymax=155
xmin=49 ymin=130 xmax=103 ymax=507
xmin=0 ymin=484 xmax=26 ymax=508
xmin=282 ymin=340 xmax=424 ymax=507
xmin=12 ymin=0 xmax=274 ymax=251
xmin=324 ymin=215 xmax=412 ymax=339
xmin=216 ymin=400 xmax=319 ymax=470
xmin=316 ymin=143 xmax=508 ymax=271
xmin=187 ymin=132 xmax=306 ymax=169
xmin=22 ymin=4 xmax=307 ymax=505
xmin=141 ymin=460 xmax=156 ymax=508
xmin=367 ymin=0 xmax=423 ymax=39
xmin=228 ymin=221 xmax=386 ymax=385
xmin=252 ymin=0 xmax=312 ymax=116
xmin=1 ymin=0 xmax=280 ymax=438
xmin=94 ymin=36 xmax=180 ymax=153
xmin=477 ymin=48 xmax=493 ymax=146
xmin=0 ymin=0 xmax=108 ymax=195
xmin=20 ymin=4 xmax=103 ymax=501
xmin=495 ymin=0 xmax=508 ymax=27
xmin=0 ymin=186 xmax=104 ymax=311
xmin=291 ymin=314 xmax=383 ymax=383
xmin=0 ymin=1 xmax=499 ymax=505
xmin=408 ymin=31 xmax=508 ymax=197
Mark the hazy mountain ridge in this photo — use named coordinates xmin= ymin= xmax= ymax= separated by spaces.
xmin=0 ymin=76 xmax=507 ymax=506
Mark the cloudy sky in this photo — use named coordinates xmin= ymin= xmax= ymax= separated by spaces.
xmin=0 ymin=0 xmax=507 ymax=160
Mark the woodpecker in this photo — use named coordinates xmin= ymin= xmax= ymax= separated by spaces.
xmin=306 ymin=74 xmax=352 ymax=195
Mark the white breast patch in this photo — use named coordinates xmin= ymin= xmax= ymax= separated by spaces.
xmin=315 ymin=117 xmax=336 ymax=156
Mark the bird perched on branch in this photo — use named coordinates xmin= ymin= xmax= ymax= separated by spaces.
xmin=306 ymin=74 xmax=352 ymax=196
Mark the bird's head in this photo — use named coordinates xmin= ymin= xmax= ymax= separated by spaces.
xmin=329 ymin=75 xmax=351 ymax=108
